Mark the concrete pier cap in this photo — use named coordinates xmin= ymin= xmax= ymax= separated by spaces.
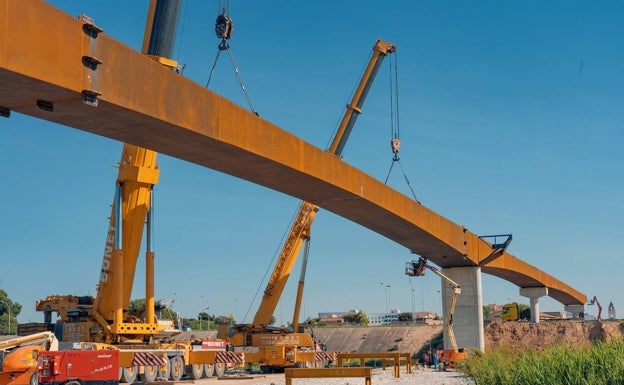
xmin=519 ymin=287 xmax=548 ymax=323
xmin=564 ymin=304 xmax=585 ymax=319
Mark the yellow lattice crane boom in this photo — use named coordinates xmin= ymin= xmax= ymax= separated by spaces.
xmin=224 ymin=39 xmax=396 ymax=370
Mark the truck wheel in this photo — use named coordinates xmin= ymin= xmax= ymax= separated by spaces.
xmin=120 ymin=365 xmax=138 ymax=383
xmin=168 ymin=356 xmax=184 ymax=381
xmin=140 ymin=365 xmax=158 ymax=382
xmin=214 ymin=362 xmax=226 ymax=378
xmin=188 ymin=363 xmax=204 ymax=379
xmin=204 ymin=363 xmax=215 ymax=377
xmin=29 ymin=372 xmax=38 ymax=385
xmin=160 ymin=361 xmax=171 ymax=380
xmin=65 ymin=381 xmax=81 ymax=385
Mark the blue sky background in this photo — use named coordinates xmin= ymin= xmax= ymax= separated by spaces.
xmin=1 ymin=1 xmax=622 ymax=325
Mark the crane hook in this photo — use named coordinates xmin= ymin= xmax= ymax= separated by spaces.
xmin=215 ymin=12 xmax=233 ymax=50
xmin=391 ymin=138 xmax=401 ymax=160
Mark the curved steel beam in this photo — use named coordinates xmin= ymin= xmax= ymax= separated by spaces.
xmin=0 ymin=0 xmax=585 ymax=306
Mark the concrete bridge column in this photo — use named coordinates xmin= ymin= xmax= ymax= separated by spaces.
xmin=440 ymin=266 xmax=484 ymax=352
xmin=520 ymin=287 xmax=548 ymax=323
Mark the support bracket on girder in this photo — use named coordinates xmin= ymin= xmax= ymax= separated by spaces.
xmin=82 ymin=90 xmax=102 ymax=107
xmin=0 ymin=106 xmax=10 ymax=118
xmin=80 ymin=14 xmax=103 ymax=38
xmin=478 ymin=234 xmax=512 ymax=266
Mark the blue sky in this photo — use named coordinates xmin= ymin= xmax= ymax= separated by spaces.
xmin=1 ymin=1 xmax=622 ymax=325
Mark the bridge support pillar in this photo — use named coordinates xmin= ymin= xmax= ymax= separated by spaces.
xmin=440 ymin=266 xmax=484 ymax=352
xmin=564 ymin=304 xmax=585 ymax=319
xmin=520 ymin=287 xmax=548 ymax=323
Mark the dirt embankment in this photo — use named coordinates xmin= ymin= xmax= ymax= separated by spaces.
xmin=484 ymin=320 xmax=624 ymax=350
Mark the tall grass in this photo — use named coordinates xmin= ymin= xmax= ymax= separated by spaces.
xmin=460 ymin=339 xmax=624 ymax=385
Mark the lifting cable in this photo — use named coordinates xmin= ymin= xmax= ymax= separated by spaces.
xmin=205 ymin=1 xmax=259 ymax=115
xmin=383 ymin=51 xmax=420 ymax=203
xmin=242 ymin=204 xmax=301 ymax=323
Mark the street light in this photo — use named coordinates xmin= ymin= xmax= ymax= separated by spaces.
xmin=379 ymin=283 xmax=391 ymax=314
xmin=173 ymin=292 xmax=182 ymax=330
xmin=436 ymin=290 xmax=442 ymax=319
xmin=411 ymin=288 xmax=416 ymax=324
xmin=0 ymin=300 xmax=11 ymax=335
xmin=199 ymin=307 xmax=209 ymax=330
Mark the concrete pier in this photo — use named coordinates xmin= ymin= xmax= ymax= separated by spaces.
xmin=520 ymin=287 xmax=549 ymax=323
xmin=440 ymin=266 xmax=484 ymax=352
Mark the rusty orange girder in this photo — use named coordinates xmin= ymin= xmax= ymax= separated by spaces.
xmin=0 ymin=0 xmax=585 ymax=305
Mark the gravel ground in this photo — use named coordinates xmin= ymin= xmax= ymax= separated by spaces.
xmin=192 ymin=367 xmax=475 ymax=385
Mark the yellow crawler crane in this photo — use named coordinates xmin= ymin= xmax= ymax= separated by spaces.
xmin=220 ymin=38 xmax=397 ymax=372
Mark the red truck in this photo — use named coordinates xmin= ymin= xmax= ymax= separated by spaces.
xmin=38 ymin=350 xmax=119 ymax=385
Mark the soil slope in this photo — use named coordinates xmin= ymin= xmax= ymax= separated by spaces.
xmin=484 ymin=320 xmax=624 ymax=350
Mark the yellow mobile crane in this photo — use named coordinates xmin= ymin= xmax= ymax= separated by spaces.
xmin=405 ymin=257 xmax=467 ymax=367
xmin=219 ymin=38 xmax=396 ymax=371
xmin=34 ymin=2 xmax=240 ymax=382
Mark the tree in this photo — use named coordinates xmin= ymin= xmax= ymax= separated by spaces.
xmin=0 ymin=289 xmax=21 ymax=335
xmin=483 ymin=306 xmax=493 ymax=320
xmin=519 ymin=304 xmax=531 ymax=320
xmin=342 ymin=310 xmax=369 ymax=326
xmin=129 ymin=298 xmax=146 ymax=313
xmin=398 ymin=312 xmax=413 ymax=322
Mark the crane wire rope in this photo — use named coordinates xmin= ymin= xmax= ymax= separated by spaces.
xmin=173 ymin=0 xmax=189 ymax=70
xmin=244 ymin=48 xmax=373 ymax=322
xmin=242 ymin=203 xmax=301 ymax=323
xmin=205 ymin=1 xmax=259 ymax=115
xmin=383 ymin=51 xmax=420 ymax=203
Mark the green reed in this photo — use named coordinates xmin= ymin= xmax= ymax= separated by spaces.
xmin=460 ymin=339 xmax=624 ymax=385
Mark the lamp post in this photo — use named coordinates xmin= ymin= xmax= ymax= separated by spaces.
xmin=379 ymin=283 xmax=391 ymax=314
xmin=379 ymin=283 xmax=385 ymax=314
xmin=199 ymin=307 xmax=209 ymax=330
xmin=0 ymin=300 xmax=10 ymax=335
xmin=411 ymin=288 xmax=415 ymax=324
xmin=436 ymin=290 xmax=442 ymax=319
xmin=173 ymin=292 xmax=182 ymax=330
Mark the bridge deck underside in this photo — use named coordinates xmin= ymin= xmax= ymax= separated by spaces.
xmin=0 ymin=0 xmax=585 ymax=305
